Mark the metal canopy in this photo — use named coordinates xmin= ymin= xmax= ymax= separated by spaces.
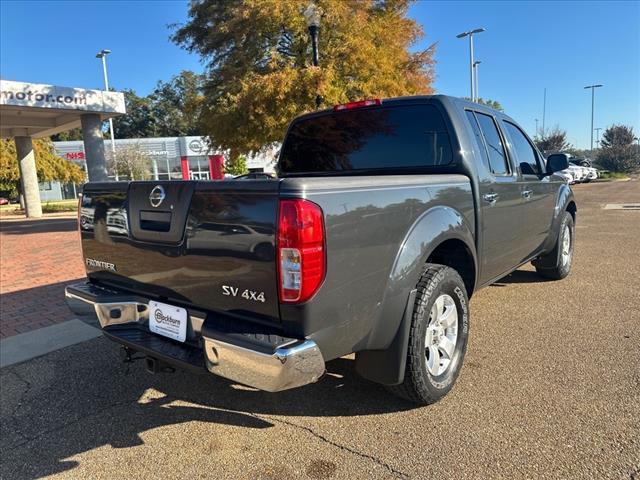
xmin=0 ymin=79 xmax=126 ymax=138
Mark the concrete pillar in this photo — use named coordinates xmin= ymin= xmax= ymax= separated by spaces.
xmin=152 ymin=158 xmax=159 ymax=180
xmin=81 ymin=113 xmax=108 ymax=181
xmin=15 ymin=136 xmax=42 ymax=218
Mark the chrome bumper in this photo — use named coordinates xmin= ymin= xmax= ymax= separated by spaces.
xmin=202 ymin=337 xmax=324 ymax=392
xmin=65 ymin=285 xmax=325 ymax=392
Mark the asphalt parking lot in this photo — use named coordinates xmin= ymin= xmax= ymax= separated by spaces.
xmin=1 ymin=179 xmax=639 ymax=480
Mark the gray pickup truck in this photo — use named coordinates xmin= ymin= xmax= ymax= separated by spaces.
xmin=66 ymin=95 xmax=575 ymax=405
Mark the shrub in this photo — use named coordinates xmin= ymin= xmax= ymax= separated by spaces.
xmin=597 ymin=146 xmax=639 ymax=173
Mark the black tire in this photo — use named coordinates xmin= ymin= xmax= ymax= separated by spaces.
xmin=535 ymin=211 xmax=574 ymax=280
xmin=386 ymin=264 xmax=470 ymax=405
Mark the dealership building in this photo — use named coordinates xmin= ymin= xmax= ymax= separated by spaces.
xmin=1 ymin=79 xmax=126 ymax=216
xmin=45 ymin=136 xmax=278 ymax=201
xmin=1 ymin=78 xmax=278 ymax=210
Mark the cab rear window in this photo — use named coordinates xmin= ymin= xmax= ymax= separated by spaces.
xmin=279 ymin=104 xmax=453 ymax=174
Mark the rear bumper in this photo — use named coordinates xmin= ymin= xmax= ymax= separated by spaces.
xmin=65 ymin=282 xmax=325 ymax=392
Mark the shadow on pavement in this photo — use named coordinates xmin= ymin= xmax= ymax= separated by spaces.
xmin=1 ymin=337 xmax=413 ymax=479
xmin=0 ymin=217 xmax=77 ymax=235
xmin=491 ymin=269 xmax=549 ymax=287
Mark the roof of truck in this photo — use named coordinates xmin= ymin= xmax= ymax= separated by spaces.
xmin=294 ymin=94 xmax=508 ymax=124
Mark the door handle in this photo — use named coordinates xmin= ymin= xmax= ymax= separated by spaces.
xmin=522 ymin=190 xmax=533 ymax=199
xmin=482 ymin=193 xmax=499 ymax=204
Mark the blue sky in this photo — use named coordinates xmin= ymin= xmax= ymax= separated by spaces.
xmin=1 ymin=0 xmax=638 ymax=148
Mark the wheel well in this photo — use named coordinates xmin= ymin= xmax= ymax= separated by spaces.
xmin=427 ymin=239 xmax=476 ymax=296
xmin=566 ymin=201 xmax=577 ymax=221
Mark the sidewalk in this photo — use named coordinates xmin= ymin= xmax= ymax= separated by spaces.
xmin=0 ymin=216 xmax=85 ymax=338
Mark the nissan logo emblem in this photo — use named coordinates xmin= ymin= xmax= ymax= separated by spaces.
xmin=189 ymin=139 xmax=204 ymax=153
xmin=149 ymin=185 xmax=166 ymax=208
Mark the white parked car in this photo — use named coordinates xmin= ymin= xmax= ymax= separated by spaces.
xmin=567 ymin=164 xmax=586 ymax=183
xmin=584 ymin=167 xmax=598 ymax=182
xmin=568 ymin=158 xmax=598 ymax=183
xmin=554 ymin=170 xmax=574 ymax=184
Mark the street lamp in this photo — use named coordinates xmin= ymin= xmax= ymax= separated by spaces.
xmin=584 ymin=84 xmax=603 ymax=152
xmin=304 ymin=2 xmax=322 ymax=108
xmin=457 ymin=28 xmax=485 ymax=102
xmin=535 ymin=118 xmax=539 ymax=137
xmin=473 ymin=60 xmax=481 ymax=101
xmin=96 ymin=49 xmax=117 ymax=180
xmin=594 ymin=127 xmax=602 ymax=148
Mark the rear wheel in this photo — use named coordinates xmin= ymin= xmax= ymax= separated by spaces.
xmin=386 ymin=264 xmax=470 ymax=405
xmin=535 ymin=211 xmax=574 ymax=280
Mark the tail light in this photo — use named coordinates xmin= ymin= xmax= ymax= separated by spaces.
xmin=277 ymin=199 xmax=325 ymax=303
xmin=333 ymin=99 xmax=382 ymax=111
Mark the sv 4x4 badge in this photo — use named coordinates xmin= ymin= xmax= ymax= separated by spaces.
xmin=222 ymin=286 xmax=266 ymax=303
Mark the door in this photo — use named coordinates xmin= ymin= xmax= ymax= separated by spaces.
xmin=466 ymin=110 xmax=524 ymax=282
xmin=501 ymin=121 xmax=556 ymax=258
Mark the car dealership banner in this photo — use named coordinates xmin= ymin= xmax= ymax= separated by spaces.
xmin=0 ymin=80 xmax=125 ymax=114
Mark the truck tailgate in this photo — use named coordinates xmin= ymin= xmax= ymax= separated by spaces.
xmin=80 ymin=180 xmax=280 ymax=323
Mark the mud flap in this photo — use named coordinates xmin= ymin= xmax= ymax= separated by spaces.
xmin=355 ymin=289 xmax=417 ymax=385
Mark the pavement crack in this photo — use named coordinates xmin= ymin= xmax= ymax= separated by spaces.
xmin=261 ymin=415 xmax=411 ymax=479
xmin=7 ymin=370 xmax=32 ymax=418
xmin=6 ymin=399 xmax=129 ymax=451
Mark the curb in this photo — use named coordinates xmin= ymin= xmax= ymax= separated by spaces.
xmin=0 ymin=213 xmax=78 ymax=222
xmin=0 ymin=319 xmax=101 ymax=368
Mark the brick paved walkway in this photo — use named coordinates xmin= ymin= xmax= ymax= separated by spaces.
xmin=0 ymin=217 xmax=85 ymax=338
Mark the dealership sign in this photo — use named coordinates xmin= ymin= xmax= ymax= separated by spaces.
xmin=0 ymin=79 xmax=125 ymax=114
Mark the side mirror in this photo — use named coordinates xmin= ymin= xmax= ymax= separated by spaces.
xmin=546 ymin=153 xmax=570 ymax=175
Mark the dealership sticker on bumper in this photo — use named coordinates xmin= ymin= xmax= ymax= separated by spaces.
xmin=149 ymin=301 xmax=187 ymax=343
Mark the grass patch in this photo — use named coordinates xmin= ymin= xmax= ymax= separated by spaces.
xmin=41 ymin=200 xmax=78 ymax=213
xmin=0 ymin=199 xmax=78 ymax=216
xmin=597 ymin=171 xmax=629 ymax=180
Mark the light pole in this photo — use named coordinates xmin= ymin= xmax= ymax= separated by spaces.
xmin=594 ymin=127 xmax=602 ymax=148
xmin=457 ymin=28 xmax=485 ymax=102
xmin=473 ymin=60 xmax=481 ymax=101
xmin=584 ymin=84 xmax=603 ymax=152
xmin=304 ymin=3 xmax=322 ymax=108
xmin=96 ymin=49 xmax=117 ymax=180
xmin=535 ymin=118 xmax=539 ymax=137
xmin=542 ymin=87 xmax=547 ymax=138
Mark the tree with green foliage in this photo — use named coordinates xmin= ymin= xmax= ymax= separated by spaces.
xmin=151 ymin=70 xmax=204 ymax=137
xmin=51 ymin=127 xmax=84 ymax=142
xmin=596 ymin=124 xmax=639 ymax=172
xmin=0 ymin=138 xmax=85 ymax=198
xmin=113 ymin=71 xmax=205 ymax=139
xmin=172 ymin=0 xmax=436 ymax=160
xmin=113 ymin=89 xmax=157 ymax=139
xmin=534 ymin=126 xmax=572 ymax=153
xmin=463 ymin=97 xmax=503 ymax=111
xmin=599 ymin=124 xmax=636 ymax=149
xmin=224 ymin=154 xmax=249 ymax=176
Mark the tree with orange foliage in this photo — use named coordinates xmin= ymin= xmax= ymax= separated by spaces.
xmin=0 ymin=138 xmax=85 ymax=198
xmin=172 ymin=0 xmax=435 ymax=163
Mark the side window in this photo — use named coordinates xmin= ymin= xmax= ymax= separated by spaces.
xmin=465 ymin=111 xmax=490 ymax=171
xmin=475 ymin=112 xmax=509 ymax=175
xmin=503 ymin=121 xmax=540 ymax=176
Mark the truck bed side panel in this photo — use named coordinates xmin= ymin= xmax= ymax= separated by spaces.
xmin=279 ymin=175 xmax=474 ymax=360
